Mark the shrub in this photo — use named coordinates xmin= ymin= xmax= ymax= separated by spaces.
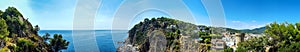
xmin=0 ymin=18 xmax=9 ymax=39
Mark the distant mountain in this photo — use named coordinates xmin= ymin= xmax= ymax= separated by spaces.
xmin=217 ymin=27 xmax=266 ymax=34
xmin=239 ymin=27 xmax=266 ymax=34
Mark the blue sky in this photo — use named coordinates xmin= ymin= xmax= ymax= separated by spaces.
xmin=1 ymin=0 xmax=300 ymax=30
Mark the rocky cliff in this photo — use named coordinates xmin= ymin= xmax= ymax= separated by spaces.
xmin=118 ymin=17 xmax=206 ymax=52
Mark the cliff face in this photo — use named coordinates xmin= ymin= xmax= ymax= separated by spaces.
xmin=0 ymin=7 xmax=49 ymax=52
xmin=118 ymin=17 xmax=204 ymax=52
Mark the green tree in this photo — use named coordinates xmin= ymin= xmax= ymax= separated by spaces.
xmin=33 ymin=25 xmax=39 ymax=34
xmin=0 ymin=10 xmax=3 ymax=15
xmin=237 ymin=37 xmax=268 ymax=52
xmin=144 ymin=18 xmax=149 ymax=22
xmin=15 ymin=38 xmax=35 ymax=52
xmin=278 ymin=42 xmax=300 ymax=52
xmin=224 ymin=48 xmax=233 ymax=52
xmin=235 ymin=47 xmax=247 ymax=52
xmin=42 ymin=33 xmax=51 ymax=41
xmin=237 ymin=22 xmax=300 ymax=51
xmin=204 ymin=38 xmax=210 ymax=44
xmin=49 ymin=34 xmax=69 ymax=52
xmin=0 ymin=18 xmax=9 ymax=38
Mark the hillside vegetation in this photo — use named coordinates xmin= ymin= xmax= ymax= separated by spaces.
xmin=0 ymin=7 xmax=69 ymax=52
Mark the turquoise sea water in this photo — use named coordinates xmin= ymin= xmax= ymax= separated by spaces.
xmin=38 ymin=30 xmax=128 ymax=52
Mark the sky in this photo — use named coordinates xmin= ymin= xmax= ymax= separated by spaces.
xmin=1 ymin=0 xmax=300 ymax=30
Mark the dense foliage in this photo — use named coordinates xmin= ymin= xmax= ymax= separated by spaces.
xmin=224 ymin=47 xmax=234 ymax=52
xmin=0 ymin=18 xmax=9 ymax=38
xmin=237 ymin=22 xmax=300 ymax=52
xmin=265 ymin=22 xmax=300 ymax=52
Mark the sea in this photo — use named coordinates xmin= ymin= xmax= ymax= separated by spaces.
xmin=38 ymin=30 xmax=128 ymax=52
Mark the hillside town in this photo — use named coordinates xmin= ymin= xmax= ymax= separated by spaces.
xmin=195 ymin=25 xmax=265 ymax=51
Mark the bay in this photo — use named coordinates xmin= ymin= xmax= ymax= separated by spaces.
xmin=38 ymin=30 xmax=128 ymax=52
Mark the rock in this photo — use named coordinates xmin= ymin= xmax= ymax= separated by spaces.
xmin=0 ymin=40 xmax=5 ymax=49
xmin=148 ymin=30 xmax=167 ymax=52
